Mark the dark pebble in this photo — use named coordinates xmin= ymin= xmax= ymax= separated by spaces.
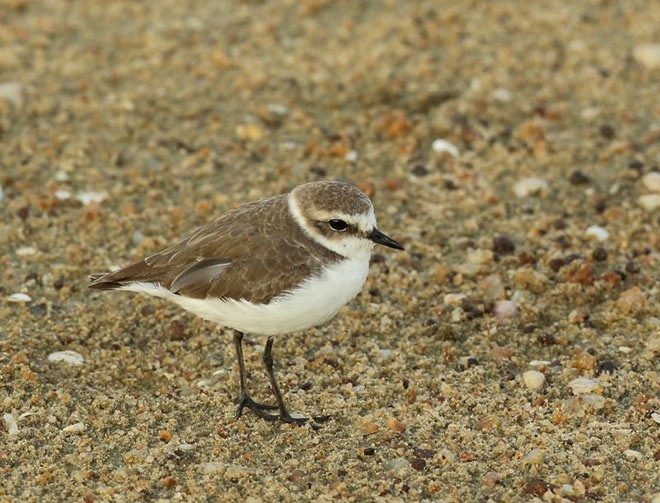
xmin=141 ymin=305 xmax=156 ymax=316
xmin=597 ymin=360 xmax=618 ymax=375
xmin=553 ymin=219 xmax=567 ymax=230
xmin=492 ymin=235 xmax=515 ymax=254
xmin=413 ymin=448 xmax=435 ymax=459
xmin=29 ymin=303 xmax=48 ymax=316
xmin=548 ymin=257 xmax=566 ymax=272
xmin=309 ymin=166 xmax=327 ymax=177
xmin=569 ymin=170 xmax=590 ymax=185
xmin=594 ymin=198 xmax=608 ymax=213
xmin=627 ymin=160 xmax=644 ymax=175
xmin=363 ymin=447 xmax=375 ymax=456
xmin=592 ymin=247 xmax=608 ymax=261
xmin=411 ymin=458 xmax=426 ymax=471
xmin=443 ymin=179 xmax=458 ymax=190
xmin=411 ymin=164 xmax=429 ymax=177
xmin=170 ymin=320 xmax=185 ymax=341
xmin=599 ymin=124 xmax=615 ymax=139
xmin=53 ymin=276 xmax=65 ymax=290
xmin=625 ymin=261 xmax=640 ymax=274
xmin=537 ymin=333 xmax=557 ymax=345
xmin=368 ymin=287 xmax=380 ymax=297
xmin=461 ymin=299 xmax=483 ymax=319
xmin=17 ymin=206 xmax=30 ymax=220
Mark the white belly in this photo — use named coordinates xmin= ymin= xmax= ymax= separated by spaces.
xmin=120 ymin=258 xmax=369 ymax=336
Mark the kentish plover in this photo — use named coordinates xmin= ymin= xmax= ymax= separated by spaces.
xmin=90 ymin=181 xmax=404 ymax=424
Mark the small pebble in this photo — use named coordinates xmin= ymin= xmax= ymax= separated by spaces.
xmin=48 ymin=350 xmax=85 ymax=366
xmin=467 ymin=248 xmax=493 ymax=264
xmin=76 ymin=191 xmax=108 ymax=205
xmin=599 ymin=124 xmax=615 ymax=139
xmin=523 ymin=479 xmax=550 ymax=498
xmin=54 ymin=189 xmax=71 ymax=200
xmin=585 ymin=225 xmax=609 ymax=242
xmin=624 ymin=261 xmax=640 ymax=274
xmin=133 ymin=230 xmax=145 ymax=245
xmin=568 ymin=377 xmax=600 ymax=395
xmin=431 ymin=139 xmax=459 ymax=157
xmin=616 ymin=286 xmax=646 ymax=314
xmin=443 ymin=293 xmax=466 ymax=306
xmin=345 ymin=150 xmax=358 ymax=163
xmin=16 ymin=246 xmax=37 ymax=257
xmin=479 ymin=274 xmax=505 ymax=301
xmin=651 ymin=412 xmax=660 ymax=424
xmin=0 ymin=81 xmax=24 ymax=106
xmin=493 ymin=300 xmax=517 ymax=320
xmin=522 ymin=449 xmax=545 ymax=466
xmin=513 ymin=177 xmax=548 ymax=197
xmin=492 ymin=235 xmax=515 ymax=254
xmin=569 ymin=170 xmax=590 ymax=185
xmin=492 ymin=88 xmax=512 ymax=102
xmin=580 ymin=393 xmax=607 ymax=409
xmin=3 ymin=413 xmax=19 ymax=435
xmin=597 ymin=360 xmax=618 ymax=375
xmin=410 ymin=458 xmax=426 ymax=471
xmin=592 ymin=247 xmax=608 ymax=261
xmin=386 ymin=417 xmax=406 ymax=433
xmin=642 ymin=172 xmax=660 ymax=192
xmin=638 ymin=194 xmax=660 ymax=211
xmin=623 ymin=449 xmax=643 ymax=460
xmin=522 ymin=370 xmax=546 ymax=390
xmin=55 ymin=170 xmax=70 ymax=182
xmin=411 ymin=164 xmax=428 ymax=177
xmin=235 ymin=123 xmax=264 ymax=141
xmin=633 ymin=43 xmax=660 ymax=69
xmin=8 ymin=293 xmax=32 ymax=303
xmin=384 ymin=458 xmax=409 ymax=472
xmin=62 ymin=422 xmax=86 ymax=434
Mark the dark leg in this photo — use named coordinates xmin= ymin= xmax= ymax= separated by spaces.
xmin=262 ymin=337 xmax=330 ymax=425
xmin=233 ymin=330 xmax=278 ymax=420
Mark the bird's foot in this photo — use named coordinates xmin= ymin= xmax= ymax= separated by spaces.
xmin=234 ymin=394 xmax=278 ymax=420
xmin=235 ymin=396 xmax=331 ymax=427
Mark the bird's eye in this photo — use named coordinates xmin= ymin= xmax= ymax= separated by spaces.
xmin=328 ymin=219 xmax=348 ymax=232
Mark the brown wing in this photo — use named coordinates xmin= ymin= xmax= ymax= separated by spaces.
xmin=89 ymin=195 xmax=341 ymax=304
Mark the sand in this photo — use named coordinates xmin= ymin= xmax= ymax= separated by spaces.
xmin=1 ymin=0 xmax=659 ymax=501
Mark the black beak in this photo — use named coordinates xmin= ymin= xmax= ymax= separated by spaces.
xmin=368 ymin=228 xmax=405 ymax=250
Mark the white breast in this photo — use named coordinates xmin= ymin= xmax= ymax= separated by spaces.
xmin=120 ymin=258 xmax=370 ymax=336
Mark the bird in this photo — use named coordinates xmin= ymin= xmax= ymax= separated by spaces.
xmin=89 ymin=180 xmax=404 ymax=425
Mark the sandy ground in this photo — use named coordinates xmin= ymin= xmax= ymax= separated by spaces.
xmin=1 ymin=0 xmax=659 ymax=501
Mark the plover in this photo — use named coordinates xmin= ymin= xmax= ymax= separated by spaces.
xmin=90 ymin=181 xmax=404 ymax=424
